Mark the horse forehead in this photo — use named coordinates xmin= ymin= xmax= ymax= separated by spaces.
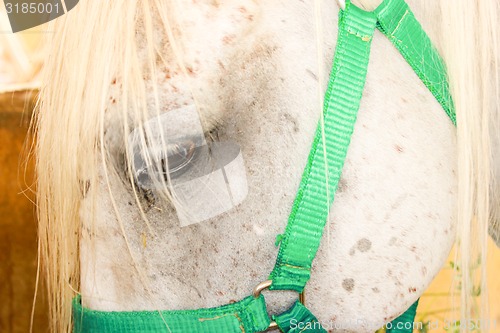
xmin=160 ymin=0 xmax=261 ymax=57
xmin=125 ymin=1 xmax=318 ymax=129
xmin=148 ymin=0 xmax=437 ymax=108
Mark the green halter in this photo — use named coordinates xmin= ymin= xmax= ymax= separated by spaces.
xmin=73 ymin=0 xmax=455 ymax=331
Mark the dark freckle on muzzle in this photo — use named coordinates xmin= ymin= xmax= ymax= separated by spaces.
xmin=337 ymin=177 xmax=348 ymax=193
xmin=281 ymin=112 xmax=299 ymax=133
xmin=357 ymin=238 xmax=372 ymax=252
xmin=342 ymin=278 xmax=355 ymax=292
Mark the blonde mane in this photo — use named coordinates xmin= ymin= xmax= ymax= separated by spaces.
xmin=439 ymin=1 xmax=500 ymax=324
xmin=34 ymin=1 xmax=499 ymax=332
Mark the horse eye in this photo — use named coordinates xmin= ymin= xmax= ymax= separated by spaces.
xmin=132 ymin=138 xmax=199 ymax=190
xmin=161 ymin=141 xmax=197 ymax=176
xmin=128 ymin=105 xmax=208 ymax=191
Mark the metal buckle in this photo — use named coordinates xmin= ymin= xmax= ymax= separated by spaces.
xmin=252 ymin=280 xmax=305 ymax=332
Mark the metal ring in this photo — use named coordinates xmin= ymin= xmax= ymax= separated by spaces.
xmin=264 ymin=321 xmax=280 ymax=332
xmin=252 ymin=280 xmax=306 ymax=332
xmin=253 ymin=280 xmax=273 ymax=298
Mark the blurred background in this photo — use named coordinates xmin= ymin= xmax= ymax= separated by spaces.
xmin=1 ymin=7 xmax=48 ymax=332
xmin=0 ymin=5 xmax=499 ymax=333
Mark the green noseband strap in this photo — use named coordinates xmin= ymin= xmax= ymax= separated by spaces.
xmin=73 ymin=295 xmax=272 ymax=333
xmin=73 ymin=0 xmax=455 ymax=332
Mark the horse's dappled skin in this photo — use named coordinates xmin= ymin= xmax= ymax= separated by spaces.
xmin=75 ymin=1 xmax=457 ymax=331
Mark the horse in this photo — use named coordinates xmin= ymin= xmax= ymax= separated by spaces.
xmin=34 ymin=0 xmax=500 ymax=332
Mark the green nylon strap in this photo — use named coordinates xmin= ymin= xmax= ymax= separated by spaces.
xmin=374 ymin=0 xmax=455 ymax=125
xmin=273 ymin=301 xmax=326 ymax=333
xmin=269 ymin=0 xmax=456 ymax=293
xmin=73 ymin=295 xmax=270 ymax=333
xmin=269 ymin=1 xmax=378 ymax=292
xmin=386 ymin=300 xmax=420 ymax=333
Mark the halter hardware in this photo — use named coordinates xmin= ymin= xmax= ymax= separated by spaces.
xmin=252 ymin=280 xmax=306 ymax=332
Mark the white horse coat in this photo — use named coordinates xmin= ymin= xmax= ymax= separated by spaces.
xmin=78 ymin=1 xmax=456 ymax=331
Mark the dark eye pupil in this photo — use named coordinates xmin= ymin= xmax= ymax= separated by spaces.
xmin=132 ymin=139 xmax=198 ymax=190
xmin=161 ymin=141 xmax=196 ymax=176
